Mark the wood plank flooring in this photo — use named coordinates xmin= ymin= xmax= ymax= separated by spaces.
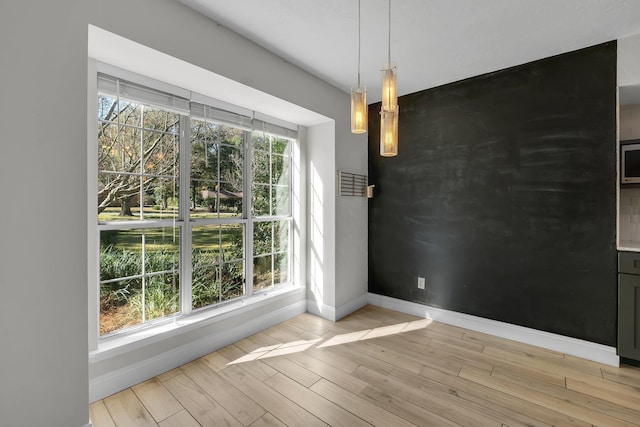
xmin=90 ymin=305 xmax=640 ymax=426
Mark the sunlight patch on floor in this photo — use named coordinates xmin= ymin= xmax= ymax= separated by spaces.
xmin=226 ymin=318 xmax=433 ymax=365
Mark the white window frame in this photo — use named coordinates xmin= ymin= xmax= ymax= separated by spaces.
xmin=90 ymin=62 xmax=298 ymax=346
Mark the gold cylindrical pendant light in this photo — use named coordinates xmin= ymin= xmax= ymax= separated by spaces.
xmin=381 ymin=66 xmax=397 ymax=112
xmin=380 ymin=107 xmax=398 ymax=157
xmin=380 ymin=0 xmax=398 ymax=156
xmin=351 ymin=0 xmax=367 ymax=134
xmin=351 ymin=87 xmax=367 ymax=133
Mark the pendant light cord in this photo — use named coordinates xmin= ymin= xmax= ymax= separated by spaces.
xmin=388 ymin=0 xmax=391 ymax=67
xmin=357 ymin=0 xmax=361 ymax=87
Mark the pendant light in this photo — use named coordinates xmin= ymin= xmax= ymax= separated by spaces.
xmin=351 ymin=0 xmax=367 ymax=134
xmin=380 ymin=0 xmax=398 ymax=157
xmin=380 ymin=108 xmax=398 ymax=156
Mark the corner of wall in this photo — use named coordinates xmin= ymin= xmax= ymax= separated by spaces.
xmin=619 ymin=32 xmax=640 ymax=87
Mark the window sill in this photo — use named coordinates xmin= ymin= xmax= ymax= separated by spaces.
xmin=89 ymin=284 xmax=304 ymax=363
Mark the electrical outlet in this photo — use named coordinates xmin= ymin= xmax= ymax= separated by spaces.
xmin=417 ymin=276 xmax=426 ymax=289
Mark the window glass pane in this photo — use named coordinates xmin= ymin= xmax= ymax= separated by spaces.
xmin=192 ymin=224 xmax=221 ymax=309
xmin=271 ymin=186 xmax=290 ymax=217
xmin=100 ymin=278 xmax=142 ymax=334
xmin=253 ymin=255 xmax=273 ymax=292
xmin=219 ymin=182 xmax=243 ymax=217
xmin=98 ymin=125 xmax=141 ymax=174
xmin=221 ymin=260 xmax=244 ymax=301
xmin=144 ymin=132 xmax=179 ymax=176
xmin=252 ymin=150 xmax=270 ymax=184
xmin=191 ymin=119 xmax=216 ymax=142
xmin=100 ymin=228 xmax=145 ymax=335
xmin=119 ymin=101 xmax=142 ymax=126
xmin=144 ymin=177 xmax=178 ymax=219
xmin=252 ymin=184 xmax=271 ymax=216
xmin=143 ymin=107 xmax=179 ymax=133
xmin=191 ymin=140 xmax=218 ymax=181
xmin=272 ymin=137 xmax=291 ymax=155
xmin=274 ymin=252 xmax=289 ymax=285
xmin=274 ymin=221 xmax=289 ymax=253
xmin=191 ymin=133 xmax=219 ymax=218
xmin=219 ymin=125 xmax=244 ymax=147
xmin=271 ymin=154 xmax=290 ymax=185
xmin=98 ymin=227 xmax=180 ymax=334
xmin=220 ymin=145 xmax=243 ymax=187
xmin=98 ymin=95 xmax=118 ymax=122
xmin=221 ymin=224 xmax=244 ymax=261
xmin=252 ymin=131 xmax=269 ymax=151
xmin=253 ymin=221 xmax=272 ymax=256
xmin=100 ymin=229 xmax=144 ymax=280
xmin=189 ymin=180 xmax=214 ymax=218
xmin=192 ymin=225 xmax=221 ymax=266
xmin=97 ymin=123 xmax=119 ymax=170
xmin=143 ymin=227 xmax=180 ymax=273
xmin=143 ymin=273 xmax=179 ymax=321
xmin=98 ymin=173 xmax=142 ymax=221
xmin=192 ymin=265 xmax=219 ymax=309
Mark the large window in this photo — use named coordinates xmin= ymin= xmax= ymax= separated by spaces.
xmin=96 ymin=72 xmax=296 ymax=336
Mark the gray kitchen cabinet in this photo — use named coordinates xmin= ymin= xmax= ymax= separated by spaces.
xmin=618 ymin=252 xmax=640 ymax=361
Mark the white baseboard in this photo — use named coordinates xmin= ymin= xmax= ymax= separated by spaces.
xmin=367 ymin=293 xmax=619 ymax=367
xmin=307 ymin=293 xmax=368 ymax=321
xmin=336 ymin=293 xmax=368 ymax=320
xmin=89 ymin=299 xmax=306 ymax=402
xmin=306 ymin=299 xmax=336 ymax=321
xmin=81 ymin=423 xmax=93 ymax=427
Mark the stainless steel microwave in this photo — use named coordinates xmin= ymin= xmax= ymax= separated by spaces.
xmin=622 ymin=142 xmax=640 ymax=184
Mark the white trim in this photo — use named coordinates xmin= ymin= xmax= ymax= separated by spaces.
xmin=91 ymin=286 xmax=304 ymax=361
xmin=88 ymin=25 xmax=330 ymax=127
xmin=307 ymin=293 xmax=368 ymax=321
xmin=367 ymin=293 xmax=620 ymax=367
xmin=88 ymin=57 xmax=100 ymax=353
xmin=306 ymin=299 xmax=337 ymax=321
xmin=335 ymin=293 xmax=368 ymax=320
xmin=254 ymin=111 xmax=299 ymax=132
xmin=191 ymin=91 xmax=253 ymax=120
xmin=90 ymin=298 xmax=306 ymax=402
xmin=81 ymin=423 xmax=93 ymax=427
xmin=97 ymin=61 xmax=191 ymax=101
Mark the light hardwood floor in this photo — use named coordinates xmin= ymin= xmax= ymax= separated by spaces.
xmin=90 ymin=305 xmax=640 ymax=426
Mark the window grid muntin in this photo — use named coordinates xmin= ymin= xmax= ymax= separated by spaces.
xmin=97 ymin=95 xmax=180 ymax=223
xmin=250 ymin=131 xmax=293 ymax=293
xmin=98 ymin=81 xmax=182 ymax=336
xmin=97 ymin=72 xmax=296 ymax=338
xmin=190 ymin=120 xmax=244 ymax=220
xmin=188 ymin=119 xmax=247 ymax=312
xmin=251 ymin=132 xmax=292 ymax=219
xmin=190 ymin=221 xmax=245 ymax=310
xmin=251 ymin=221 xmax=292 ymax=291
xmin=98 ymin=225 xmax=181 ymax=336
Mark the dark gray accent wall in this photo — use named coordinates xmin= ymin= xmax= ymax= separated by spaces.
xmin=368 ymin=42 xmax=617 ymax=346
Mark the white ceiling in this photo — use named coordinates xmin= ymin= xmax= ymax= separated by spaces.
xmin=178 ymin=0 xmax=640 ymax=104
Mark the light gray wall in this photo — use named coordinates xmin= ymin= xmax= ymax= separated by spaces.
xmin=620 ymin=104 xmax=640 ymax=140
xmin=0 ymin=1 xmax=89 ymax=427
xmin=0 ymin=0 xmax=368 ymax=423
xmin=306 ymin=122 xmax=337 ymax=312
xmin=619 ymin=33 xmax=640 ymax=87
xmin=335 ymin=117 xmax=369 ymax=314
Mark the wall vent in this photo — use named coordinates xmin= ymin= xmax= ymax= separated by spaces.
xmin=338 ymin=171 xmax=368 ymax=197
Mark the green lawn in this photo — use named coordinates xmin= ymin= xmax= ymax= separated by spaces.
xmin=99 ymin=206 xmax=243 ymax=253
